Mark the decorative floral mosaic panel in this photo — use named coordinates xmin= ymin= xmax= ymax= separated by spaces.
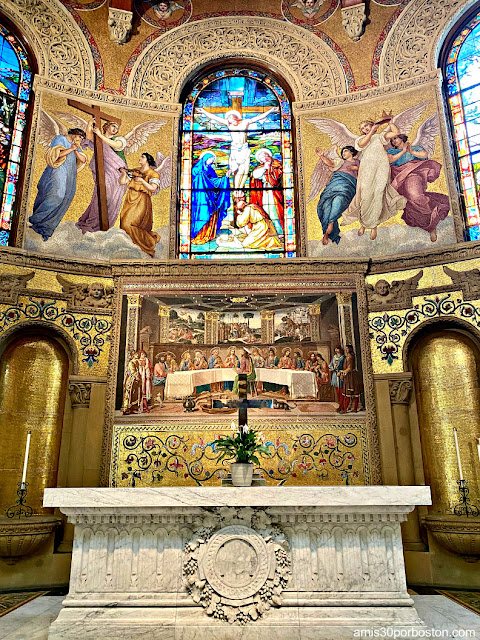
xmin=111 ymin=421 xmax=372 ymax=487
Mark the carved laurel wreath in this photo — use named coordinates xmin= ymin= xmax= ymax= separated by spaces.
xmin=183 ymin=507 xmax=291 ymax=625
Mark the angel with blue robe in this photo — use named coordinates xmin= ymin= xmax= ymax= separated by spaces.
xmin=29 ymin=124 xmax=87 ymax=241
xmin=307 ymin=102 xmax=433 ymax=243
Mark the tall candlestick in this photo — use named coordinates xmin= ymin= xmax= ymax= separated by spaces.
xmin=453 ymin=427 xmax=464 ymax=480
xmin=21 ymin=432 xmax=31 ymax=488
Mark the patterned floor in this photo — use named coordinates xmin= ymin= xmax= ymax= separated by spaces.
xmin=438 ymin=590 xmax=480 ymax=615
xmin=0 ymin=593 xmax=47 ymax=619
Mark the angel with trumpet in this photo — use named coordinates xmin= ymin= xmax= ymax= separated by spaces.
xmin=308 ymin=104 xmax=436 ymax=242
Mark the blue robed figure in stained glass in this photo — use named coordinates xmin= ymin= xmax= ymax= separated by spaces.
xmin=191 ymin=151 xmax=230 ymax=245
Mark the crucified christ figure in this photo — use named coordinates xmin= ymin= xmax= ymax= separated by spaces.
xmin=197 ymin=107 xmax=277 ymax=189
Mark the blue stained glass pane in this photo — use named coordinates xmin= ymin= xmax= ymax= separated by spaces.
xmin=467 ymin=134 xmax=480 ymax=156
xmin=457 ymin=23 xmax=480 ymax=91
xmin=465 ymin=123 xmax=480 ymax=150
xmin=0 ymin=35 xmax=20 ymax=97
xmin=0 ymin=230 xmax=9 ymax=245
xmin=460 ymin=85 xmax=480 ymax=107
xmin=0 ymin=27 xmax=33 ymax=245
xmin=468 ymin=225 xmax=480 ymax=241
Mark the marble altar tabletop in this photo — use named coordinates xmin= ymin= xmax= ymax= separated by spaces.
xmin=44 ymin=485 xmax=432 ymax=510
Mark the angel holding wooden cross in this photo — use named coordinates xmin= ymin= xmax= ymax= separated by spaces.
xmin=48 ymin=110 xmax=170 ymax=233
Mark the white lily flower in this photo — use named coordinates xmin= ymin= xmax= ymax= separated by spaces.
xmin=243 ymin=424 xmax=249 ymax=433
xmin=231 ymin=421 xmax=236 ymax=431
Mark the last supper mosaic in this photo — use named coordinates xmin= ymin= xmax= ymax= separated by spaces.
xmin=116 ymin=290 xmax=365 ymax=420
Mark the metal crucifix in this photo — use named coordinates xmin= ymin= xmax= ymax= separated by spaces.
xmin=67 ymin=100 xmax=122 ymax=231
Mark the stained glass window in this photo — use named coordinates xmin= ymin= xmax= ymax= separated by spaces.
xmin=445 ymin=11 xmax=480 ymax=240
xmin=179 ymin=69 xmax=296 ymax=259
xmin=0 ymin=24 xmax=33 ymax=246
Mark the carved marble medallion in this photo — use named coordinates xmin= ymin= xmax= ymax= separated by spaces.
xmin=184 ymin=507 xmax=291 ymax=624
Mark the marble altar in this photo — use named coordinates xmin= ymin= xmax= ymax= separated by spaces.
xmin=44 ymin=486 xmax=431 ymax=639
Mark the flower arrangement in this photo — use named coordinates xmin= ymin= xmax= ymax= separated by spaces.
xmin=214 ymin=422 xmax=270 ymax=466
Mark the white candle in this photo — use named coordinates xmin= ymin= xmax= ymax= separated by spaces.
xmin=21 ymin=432 xmax=31 ymax=487
xmin=477 ymin=437 xmax=480 ymax=467
xmin=453 ymin=428 xmax=464 ymax=480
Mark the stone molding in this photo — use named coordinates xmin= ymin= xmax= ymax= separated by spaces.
xmin=68 ymin=382 xmax=92 ymax=408
xmin=3 ymin=0 xmax=96 ymax=88
xmin=379 ymin=0 xmax=476 ymax=85
xmin=107 ymin=7 xmax=133 ymax=45
xmin=6 ymin=240 xmax=480 ymax=281
xmin=127 ymin=16 xmax=348 ymax=102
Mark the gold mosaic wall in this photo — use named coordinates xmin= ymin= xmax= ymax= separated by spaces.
xmin=110 ymin=420 xmax=372 ymax=487
xmin=0 ymin=264 xmax=114 ymax=377
xmin=367 ymin=258 xmax=480 ymax=375
xmin=0 ymin=335 xmax=69 ymax=514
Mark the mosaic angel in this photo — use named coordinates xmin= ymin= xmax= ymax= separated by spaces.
xmin=308 ymin=103 xmax=432 ymax=241
xmin=47 ymin=110 xmax=171 ymax=233
xmin=387 ymin=114 xmax=450 ymax=242
xmin=29 ymin=113 xmax=87 ymax=241
xmin=308 ymin=144 xmax=359 ymax=245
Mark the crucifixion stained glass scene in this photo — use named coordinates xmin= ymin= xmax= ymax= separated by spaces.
xmin=179 ymin=69 xmax=296 ymax=259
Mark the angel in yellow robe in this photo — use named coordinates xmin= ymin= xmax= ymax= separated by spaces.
xmin=119 ymin=153 xmax=161 ymax=257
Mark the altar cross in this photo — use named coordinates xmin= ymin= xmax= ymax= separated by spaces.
xmin=67 ymin=99 xmax=122 ymax=232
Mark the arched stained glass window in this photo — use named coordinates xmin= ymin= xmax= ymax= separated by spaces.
xmin=179 ymin=68 xmax=296 ymax=259
xmin=445 ymin=11 xmax=480 ymax=240
xmin=0 ymin=23 xmax=33 ymax=245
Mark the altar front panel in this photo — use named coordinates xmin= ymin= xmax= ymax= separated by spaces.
xmin=44 ymin=487 xmax=431 ymax=640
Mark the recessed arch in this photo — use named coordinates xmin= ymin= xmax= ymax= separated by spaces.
xmin=403 ymin=315 xmax=480 ymax=371
xmin=0 ymin=330 xmax=70 ymax=513
xmin=408 ymin=324 xmax=480 ymax=513
xmin=0 ymin=320 xmax=80 ymax=374
xmin=379 ymin=0 xmax=479 ymax=85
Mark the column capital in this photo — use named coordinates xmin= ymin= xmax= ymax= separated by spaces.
xmin=158 ymin=305 xmax=170 ymax=317
xmin=260 ymin=310 xmax=274 ymax=319
xmin=127 ymin=294 xmax=143 ymax=307
xmin=68 ymin=382 xmax=92 ymax=409
xmin=336 ymin=292 xmax=352 ymax=305
xmin=388 ymin=379 xmax=413 ymax=405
